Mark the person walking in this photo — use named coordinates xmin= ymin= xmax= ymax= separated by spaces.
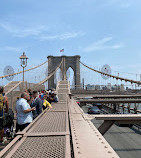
xmin=15 ymin=92 xmax=35 ymax=132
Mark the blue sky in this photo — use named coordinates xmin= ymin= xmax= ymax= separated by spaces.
xmin=0 ymin=0 xmax=141 ymax=85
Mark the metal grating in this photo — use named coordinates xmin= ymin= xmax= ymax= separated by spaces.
xmin=59 ymin=81 xmax=68 ymax=84
xmin=50 ymin=103 xmax=67 ymax=112
xmin=28 ymin=112 xmax=66 ymax=133
xmin=11 ymin=136 xmax=66 ymax=158
xmin=2 ymin=143 xmax=17 ymax=158
xmin=58 ymin=93 xmax=67 ymax=102
xmin=59 ymin=85 xmax=68 ymax=88
xmin=58 ymin=89 xmax=69 ymax=94
xmin=1 ymin=136 xmax=22 ymax=158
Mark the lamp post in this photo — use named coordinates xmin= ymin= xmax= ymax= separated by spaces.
xmin=19 ymin=52 xmax=28 ymax=82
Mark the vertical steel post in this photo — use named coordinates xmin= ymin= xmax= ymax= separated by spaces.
xmin=62 ymin=56 xmax=66 ymax=81
xmin=82 ymin=78 xmax=84 ymax=89
xmin=64 ymin=57 xmax=66 ymax=80
xmin=11 ymin=91 xmax=13 ymax=111
xmin=23 ymin=67 xmax=24 ymax=82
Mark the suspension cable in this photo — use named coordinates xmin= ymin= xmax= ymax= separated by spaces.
xmin=35 ymin=59 xmax=63 ymax=87
xmin=79 ymin=61 xmax=141 ymax=85
xmin=0 ymin=60 xmax=48 ymax=79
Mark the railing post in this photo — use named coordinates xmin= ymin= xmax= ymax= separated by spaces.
xmin=19 ymin=81 xmax=24 ymax=93
xmin=127 ymin=103 xmax=130 ymax=113
xmin=134 ymin=103 xmax=137 ymax=114
xmin=11 ymin=91 xmax=13 ymax=111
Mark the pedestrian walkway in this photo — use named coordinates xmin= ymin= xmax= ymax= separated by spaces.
xmin=0 ymin=80 xmax=119 ymax=158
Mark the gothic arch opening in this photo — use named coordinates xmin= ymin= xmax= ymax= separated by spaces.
xmin=55 ymin=68 xmax=62 ymax=84
xmin=66 ymin=67 xmax=74 ymax=88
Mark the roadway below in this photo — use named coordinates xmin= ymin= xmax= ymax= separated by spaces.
xmin=81 ymin=106 xmax=141 ymax=158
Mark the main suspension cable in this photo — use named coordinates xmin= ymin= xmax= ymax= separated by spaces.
xmin=35 ymin=59 xmax=63 ymax=87
xmin=79 ymin=61 xmax=141 ymax=85
xmin=0 ymin=60 xmax=48 ymax=79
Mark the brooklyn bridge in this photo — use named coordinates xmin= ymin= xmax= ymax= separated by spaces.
xmin=0 ymin=55 xmax=141 ymax=158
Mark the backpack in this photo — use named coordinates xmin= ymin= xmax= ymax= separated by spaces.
xmin=5 ymin=113 xmax=14 ymax=128
xmin=0 ymin=94 xmax=4 ymax=112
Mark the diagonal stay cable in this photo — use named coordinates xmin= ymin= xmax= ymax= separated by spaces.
xmin=0 ymin=60 xmax=48 ymax=79
xmin=80 ymin=60 xmax=141 ymax=85
xmin=35 ymin=59 xmax=63 ymax=87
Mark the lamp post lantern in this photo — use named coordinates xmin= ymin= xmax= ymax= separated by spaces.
xmin=19 ymin=52 xmax=28 ymax=82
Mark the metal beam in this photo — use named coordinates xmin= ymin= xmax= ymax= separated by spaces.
xmin=77 ymin=94 xmax=141 ymax=99
xmin=95 ymin=114 xmax=141 ymax=135
xmin=79 ymin=99 xmax=141 ymax=103
xmin=98 ymin=120 xmax=115 ymax=135
xmin=95 ymin=114 xmax=141 ymax=120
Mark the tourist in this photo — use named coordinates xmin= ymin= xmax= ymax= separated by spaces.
xmin=15 ymin=92 xmax=35 ymax=132
xmin=30 ymin=91 xmax=43 ymax=119
xmin=0 ymin=87 xmax=9 ymax=143
xmin=42 ymin=95 xmax=52 ymax=110
xmin=39 ymin=90 xmax=45 ymax=101
xmin=52 ymin=93 xmax=58 ymax=102
xmin=47 ymin=94 xmax=54 ymax=104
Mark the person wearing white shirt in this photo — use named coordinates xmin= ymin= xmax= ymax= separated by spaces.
xmin=15 ymin=92 xmax=35 ymax=132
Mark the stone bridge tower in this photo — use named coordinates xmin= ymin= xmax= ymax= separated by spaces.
xmin=47 ymin=55 xmax=80 ymax=89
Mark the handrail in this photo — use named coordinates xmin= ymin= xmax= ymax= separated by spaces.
xmin=5 ymin=81 xmax=23 ymax=96
xmin=4 ymin=81 xmax=13 ymax=88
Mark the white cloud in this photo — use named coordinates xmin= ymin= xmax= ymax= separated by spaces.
xmin=0 ymin=22 xmax=47 ymax=37
xmin=0 ymin=46 xmax=21 ymax=52
xmin=0 ymin=23 xmax=10 ymax=31
xmin=106 ymin=0 xmax=133 ymax=8
xmin=15 ymin=26 xmax=47 ymax=37
xmin=39 ymin=32 xmax=85 ymax=41
xmin=5 ymin=46 xmax=21 ymax=52
xmin=83 ymin=37 xmax=123 ymax=52
xmin=0 ymin=22 xmax=84 ymax=40
xmin=91 ymin=37 xmax=112 ymax=46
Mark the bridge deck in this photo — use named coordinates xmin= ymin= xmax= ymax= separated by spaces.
xmin=0 ymin=81 xmax=121 ymax=158
xmin=1 ymin=104 xmax=71 ymax=158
